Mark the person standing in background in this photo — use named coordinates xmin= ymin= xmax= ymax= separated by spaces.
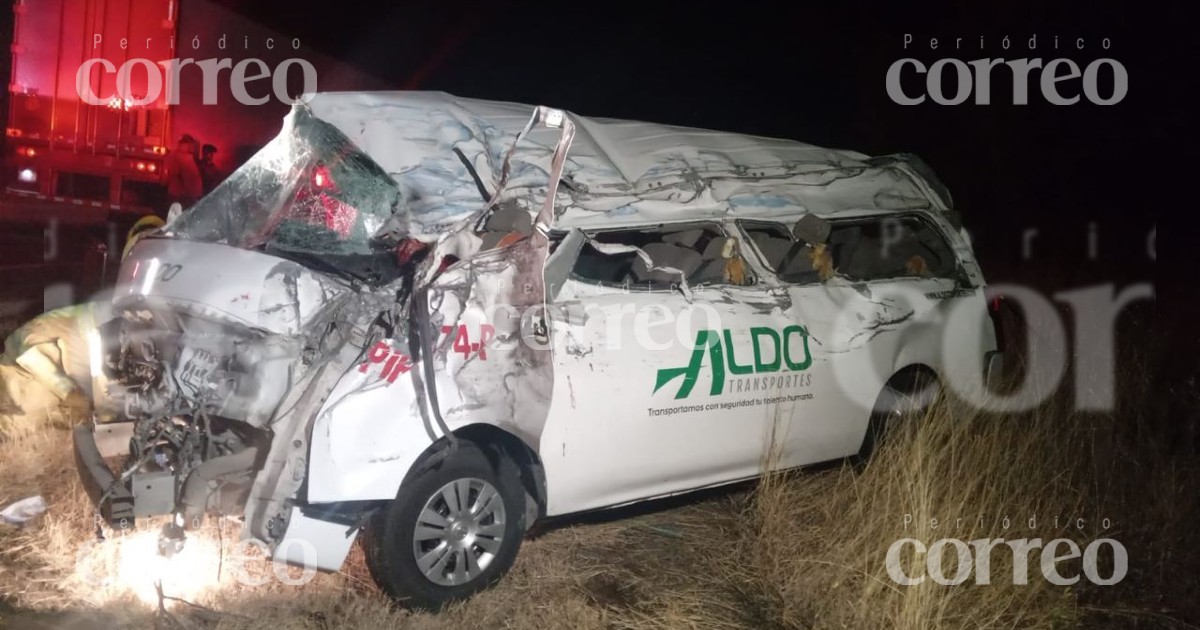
xmin=164 ymin=134 xmax=203 ymax=209
xmin=199 ymin=143 xmax=222 ymax=194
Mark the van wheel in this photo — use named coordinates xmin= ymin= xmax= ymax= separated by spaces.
xmin=852 ymin=371 xmax=940 ymax=467
xmin=364 ymin=441 xmax=525 ymax=610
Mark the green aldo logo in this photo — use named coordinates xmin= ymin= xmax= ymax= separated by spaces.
xmin=654 ymin=326 xmax=813 ymax=400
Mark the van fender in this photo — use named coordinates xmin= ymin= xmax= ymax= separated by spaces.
xmin=305 ymin=340 xmax=445 ymax=503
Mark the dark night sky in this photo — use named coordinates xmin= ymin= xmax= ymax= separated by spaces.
xmin=0 ymin=0 xmax=1180 ymax=377
xmin=0 ymin=1 xmax=1171 ymax=291
xmin=208 ymin=0 xmax=1167 ymax=290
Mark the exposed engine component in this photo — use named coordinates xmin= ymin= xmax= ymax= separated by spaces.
xmin=100 ymin=306 xmax=282 ymax=526
xmin=102 ymin=308 xmax=301 ymax=426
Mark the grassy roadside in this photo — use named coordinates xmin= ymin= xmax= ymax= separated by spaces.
xmin=0 ymin=330 xmax=1194 ymax=628
xmin=727 ymin=327 xmax=1198 ymax=629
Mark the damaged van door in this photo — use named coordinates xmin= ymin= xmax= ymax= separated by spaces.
xmin=538 ymin=221 xmax=806 ymax=515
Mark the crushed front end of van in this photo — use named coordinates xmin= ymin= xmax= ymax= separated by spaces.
xmin=74 ymin=96 xmax=577 ymax=582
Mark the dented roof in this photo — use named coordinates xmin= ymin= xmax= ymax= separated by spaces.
xmin=304 ymin=91 xmax=953 ymax=233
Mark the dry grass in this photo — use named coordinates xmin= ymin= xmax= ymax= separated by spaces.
xmin=1 ymin=335 xmax=1195 ymax=629
xmin=721 ymin=331 xmax=1199 ymax=629
xmin=732 ymin=397 xmax=1091 ymax=629
xmin=0 ymin=423 xmax=751 ymax=629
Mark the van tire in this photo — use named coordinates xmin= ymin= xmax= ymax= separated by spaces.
xmin=852 ymin=370 xmax=939 ymax=467
xmin=363 ymin=441 xmax=525 ymax=610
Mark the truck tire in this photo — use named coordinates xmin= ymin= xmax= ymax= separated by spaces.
xmin=363 ymin=441 xmax=525 ymax=609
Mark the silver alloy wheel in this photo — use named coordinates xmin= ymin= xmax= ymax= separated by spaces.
xmin=411 ymin=477 xmax=507 ymax=587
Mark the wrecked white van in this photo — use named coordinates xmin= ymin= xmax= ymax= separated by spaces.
xmin=73 ymin=91 xmax=1005 ymax=608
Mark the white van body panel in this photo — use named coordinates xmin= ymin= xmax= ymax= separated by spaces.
xmin=535 ymin=212 xmax=995 ymax=516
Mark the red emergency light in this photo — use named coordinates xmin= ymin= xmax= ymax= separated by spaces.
xmin=312 ymin=165 xmax=333 ymax=189
xmin=106 ymin=96 xmax=141 ymax=111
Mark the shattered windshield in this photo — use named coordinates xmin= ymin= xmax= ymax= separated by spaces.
xmin=170 ymin=104 xmax=406 ymax=284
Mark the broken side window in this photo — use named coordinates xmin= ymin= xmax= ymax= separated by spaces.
xmin=827 ymin=215 xmax=958 ymax=281
xmin=570 ymin=223 xmax=755 ymax=290
xmin=740 ymin=220 xmax=817 ymax=284
xmin=741 ymin=214 xmax=959 ymax=284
